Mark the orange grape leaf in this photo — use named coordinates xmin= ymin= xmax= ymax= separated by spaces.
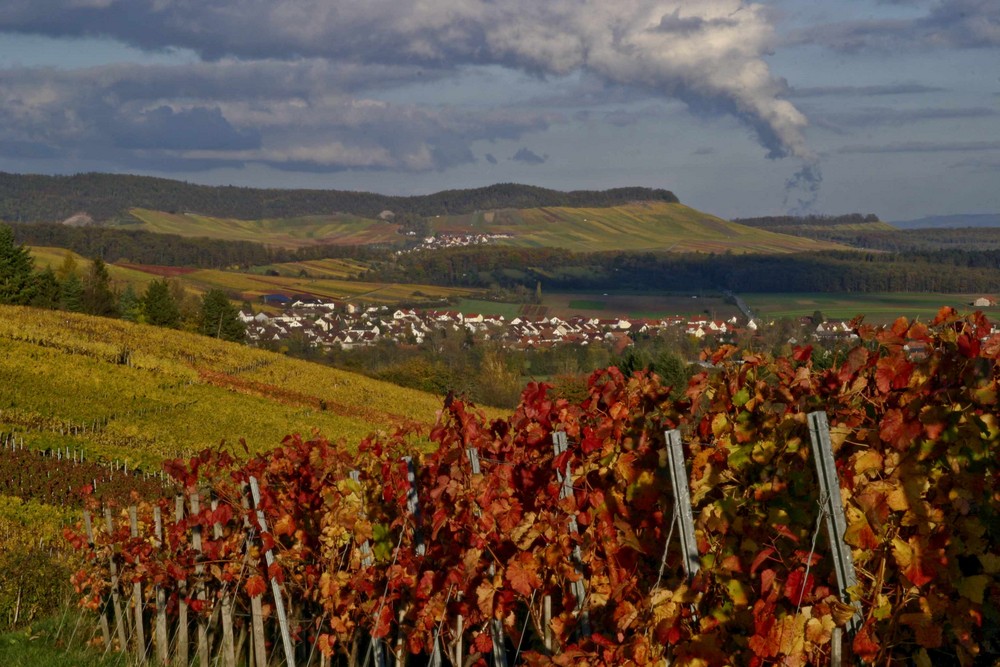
xmin=505 ymin=554 xmax=542 ymax=597
xmin=476 ymin=578 xmax=499 ymax=617
xmin=472 ymin=631 xmax=493 ymax=654
xmin=852 ymin=623 xmax=881 ymax=662
xmin=245 ymin=575 xmax=266 ymax=598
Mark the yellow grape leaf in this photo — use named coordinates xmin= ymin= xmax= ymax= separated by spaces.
xmin=509 ymin=512 xmax=538 ymax=550
xmin=727 ymin=579 xmax=749 ymax=606
xmin=886 ymin=482 xmax=909 ymax=512
xmin=711 ymin=412 xmax=729 ymax=438
xmin=957 ymin=575 xmax=990 ymax=604
xmin=805 ymin=615 xmax=835 ymax=645
xmin=776 ymin=614 xmax=807 ymax=660
xmin=853 ymin=450 xmax=883 ymax=476
xmin=828 ymin=423 xmax=851 ymax=451
xmin=914 ymin=649 xmax=933 ymax=667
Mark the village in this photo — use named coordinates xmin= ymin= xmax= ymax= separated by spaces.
xmin=239 ymin=295 xmax=865 ymax=352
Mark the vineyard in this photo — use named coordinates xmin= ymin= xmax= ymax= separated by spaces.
xmin=0 ymin=305 xmax=456 ymax=468
xmin=63 ymin=308 xmax=999 ymax=665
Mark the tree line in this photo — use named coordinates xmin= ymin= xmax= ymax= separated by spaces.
xmin=0 ymin=172 xmax=677 ymax=223
xmin=367 ymin=245 xmax=1000 ymax=294
xmin=0 ymin=224 xmax=245 ymax=341
xmin=7 ymin=222 xmax=388 ymax=269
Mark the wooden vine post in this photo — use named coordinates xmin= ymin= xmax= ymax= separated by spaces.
xmin=103 ymin=508 xmax=130 ymax=652
xmin=807 ymin=411 xmax=864 ymax=664
xmin=240 ymin=494 xmax=267 ymax=667
xmin=82 ymin=510 xmax=112 ymax=648
xmin=249 ymin=475 xmax=297 ymax=667
xmin=465 ymin=447 xmax=508 ymax=667
xmin=552 ymin=431 xmax=590 ymax=637
xmin=350 ymin=470 xmax=387 ymax=667
xmin=153 ymin=506 xmax=169 ymax=666
xmin=128 ymin=505 xmax=147 ymax=660
xmin=189 ymin=493 xmax=209 ymax=667
xmin=664 ymin=430 xmax=700 ymax=578
xmin=212 ymin=497 xmax=237 ymax=667
xmin=175 ymin=495 xmax=190 ymax=667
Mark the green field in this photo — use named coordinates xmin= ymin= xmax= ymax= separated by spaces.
xmin=126 ymin=208 xmax=402 ymax=249
xmin=543 ymin=291 xmax=740 ymax=320
xmin=0 ymin=305 xmax=458 ymax=468
xmin=454 ymin=299 xmax=524 ymax=319
xmin=745 ymin=292 xmax=1000 ymax=323
xmin=432 ymin=202 xmax=848 ymax=254
xmin=567 ymin=299 xmax=607 ymax=311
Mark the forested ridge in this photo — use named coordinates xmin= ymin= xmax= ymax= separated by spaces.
xmin=0 ymin=172 xmax=678 ymax=223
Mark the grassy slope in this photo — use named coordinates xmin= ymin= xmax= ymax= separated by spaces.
xmin=0 ymin=306 xmax=453 ymax=468
xmin=432 ymin=202 xmax=849 ymax=253
xmin=126 ymin=208 xmax=402 ymax=249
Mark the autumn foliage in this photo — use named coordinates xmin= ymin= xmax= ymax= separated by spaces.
xmin=65 ymin=308 xmax=999 ymax=665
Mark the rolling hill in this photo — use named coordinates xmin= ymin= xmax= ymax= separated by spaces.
xmin=432 ymin=202 xmax=847 ymax=253
xmin=0 ymin=305 xmax=456 ymax=469
xmin=121 ymin=202 xmax=846 ymax=255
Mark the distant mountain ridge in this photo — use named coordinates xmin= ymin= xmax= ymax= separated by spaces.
xmin=890 ymin=214 xmax=1000 ymax=229
xmin=0 ymin=172 xmax=678 ymax=223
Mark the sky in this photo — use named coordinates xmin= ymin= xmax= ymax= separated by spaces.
xmin=0 ymin=0 xmax=997 ymax=221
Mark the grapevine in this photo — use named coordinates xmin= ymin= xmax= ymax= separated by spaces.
xmin=64 ymin=309 xmax=999 ymax=665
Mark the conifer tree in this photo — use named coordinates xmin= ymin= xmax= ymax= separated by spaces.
xmin=198 ymin=289 xmax=246 ymax=342
xmin=31 ymin=267 xmax=61 ymax=309
xmin=0 ymin=224 xmax=36 ymax=305
xmin=60 ymin=272 xmax=85 ymax=312
xmin=142 ymin=279 xmax=181 ymax=327
xmin=118 ymin=284 xmax=142 ymax=322
xmin=82 ymin=257 xmax=119 ymax=316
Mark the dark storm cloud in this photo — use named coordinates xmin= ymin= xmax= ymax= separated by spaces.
xmin=788 ymin=0 xmax=1000 ymax=52
xmin=0 ymin=63 xmax=556 ymax=172
xmin=512 ymin=148 xmax=547 ymax=164
xmin=0 ymin=0 xmax=816 ymax=162
xmin=484 ymin=153 xmax=498 ymax=164
xmin=109 ymin=106 xmax=261 ymax=150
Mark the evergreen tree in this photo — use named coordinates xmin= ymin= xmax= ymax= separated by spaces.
xmin=118 ymin=284 xmax=142 ymax=322
xmin=31 ymin=267 xmax=61 ymax=309
xmin=142 ymin=279 xmax=181 ymax=327
xmin=0 ymin=224 xmax=36 ymax=305
xmin=83 ymin=257 xmax=118 ymax=317
xmin=199 ymin=289 xmax=246 ymax=342
xmin=60 ymin=273 xmax=85 ymax=312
